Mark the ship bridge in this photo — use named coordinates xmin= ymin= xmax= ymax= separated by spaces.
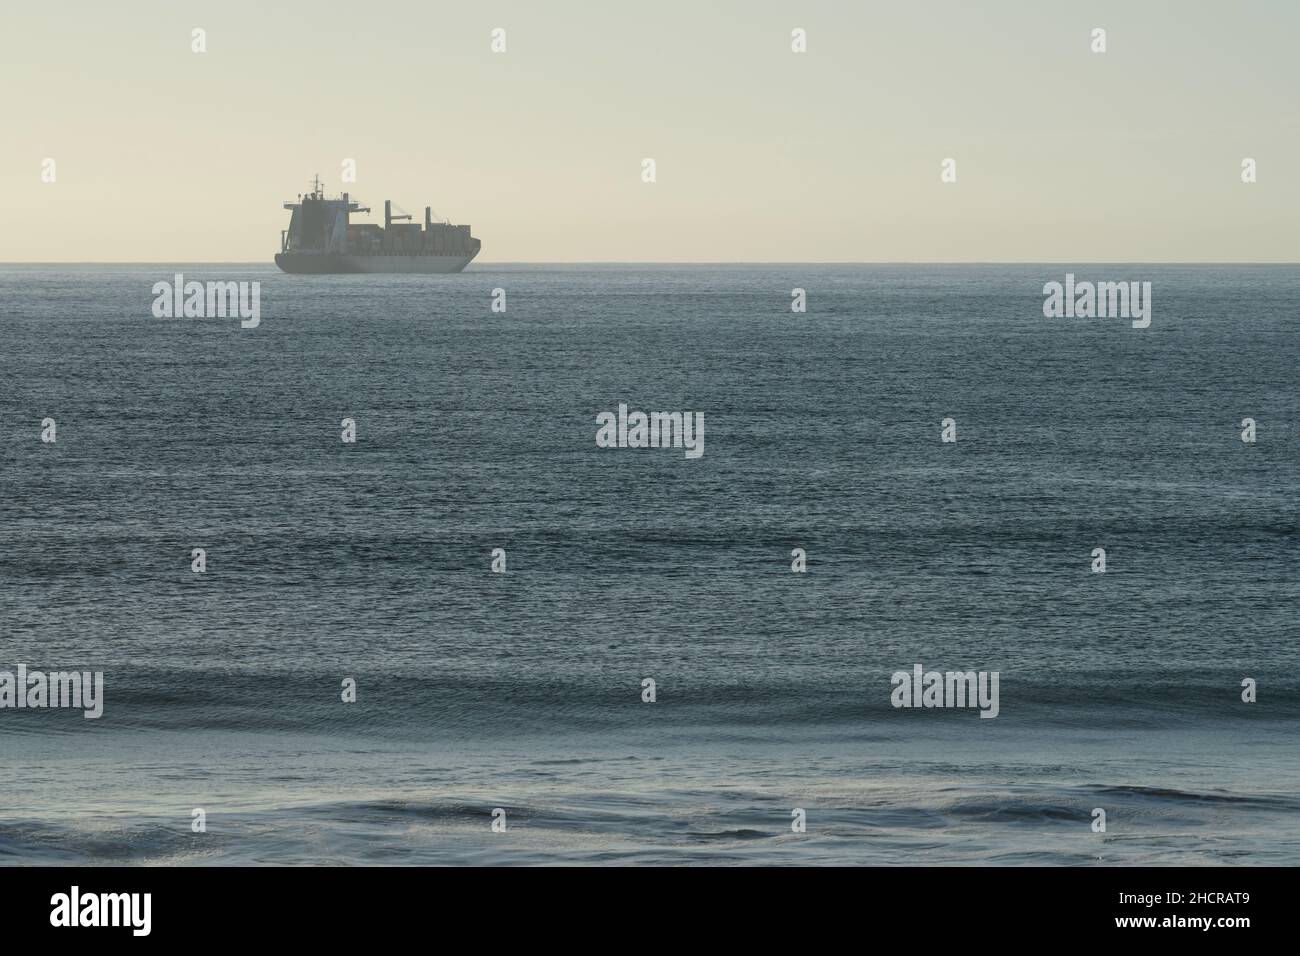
xmin=280 ymin=176 xmax=370 ymax=254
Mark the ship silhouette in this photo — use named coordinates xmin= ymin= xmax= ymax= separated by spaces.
xmin=275 ymin=175 xmax=480 ymax=274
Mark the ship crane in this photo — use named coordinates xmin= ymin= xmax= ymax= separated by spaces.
xmin=383 ymin=200 xmax=413 ymax=229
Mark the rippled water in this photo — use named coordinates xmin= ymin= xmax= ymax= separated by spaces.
xmin=1 ymin=263 xmax=1297 ymax=864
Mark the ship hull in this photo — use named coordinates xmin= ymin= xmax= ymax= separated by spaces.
xmin=275 ymin=252 xmax=476 ymax=274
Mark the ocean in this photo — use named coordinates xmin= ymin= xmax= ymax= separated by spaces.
xmin=1 ymin=263 xmax=1297 ymax=865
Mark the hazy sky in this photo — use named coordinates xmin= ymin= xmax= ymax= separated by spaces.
xmin=3 ymin=0 xmax=1297 ymax=262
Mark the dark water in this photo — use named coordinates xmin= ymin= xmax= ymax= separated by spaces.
xmin=1 ymin=263 xmax=1297 ymax=864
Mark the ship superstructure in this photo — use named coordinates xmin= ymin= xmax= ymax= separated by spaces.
xmin=274 ymin=176 xmax=480 ymax=274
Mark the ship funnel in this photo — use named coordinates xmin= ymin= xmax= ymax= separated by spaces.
xmin=425 ymin=207 xmax=432 ymax=230
xmin=384 ymin=200 xmax=391 ymax=230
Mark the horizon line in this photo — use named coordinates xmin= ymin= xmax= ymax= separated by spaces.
xmin=2 ymin=260 xmax=1298 ymax=267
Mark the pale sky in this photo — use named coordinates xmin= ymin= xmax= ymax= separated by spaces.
xmin=3 ymin=0 xmax=1297 ymax=262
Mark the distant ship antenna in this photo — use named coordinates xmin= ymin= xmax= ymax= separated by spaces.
xmin=311 ymin=173 xmax=323 ymax=198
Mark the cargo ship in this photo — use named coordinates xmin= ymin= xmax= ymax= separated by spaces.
xmin=274 ymin=176 xmax=480 ymax=273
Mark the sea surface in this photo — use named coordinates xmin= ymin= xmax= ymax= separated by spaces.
xmin=1 ymin=263 xmax=1297 ymax=865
